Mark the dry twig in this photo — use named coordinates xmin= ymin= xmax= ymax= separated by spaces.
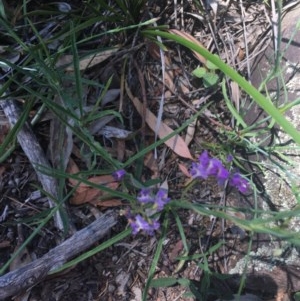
xmin=0 ymin=99 xmax=65 ymax=230
xmin=0 ymin=210 xmax=117 ymax=299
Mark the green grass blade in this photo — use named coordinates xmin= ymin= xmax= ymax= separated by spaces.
xmin=70 ymin=20 xmax=84 ymax=116
xmin=222 ymin=78 xmax=247 ymax=128
xmin=142 ymin=214 xmax=169 ymax=301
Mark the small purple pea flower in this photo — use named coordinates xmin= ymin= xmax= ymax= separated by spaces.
xmin=137 ymin=188 xmax=170 ymax=211
xmin=190 ymin=151 xmax=249 ymax=193
xmin=215 ymin=164 xmax=230 ymax=184
xmin=125 ymin=187 xmax=170 ymax=235
xmin=229 ymin=173 xmax=249 ymax=193
xmin=128 ymin=214 xmax=160 ymax=235
xmin=112 ymin=169 xmax=126 ymax=181
xmin=227 ymin=154 xmax=233 ymax=162
xmin=137 ymin=188 xmax=153 ymax=203
xmin=190 ymin=151 xmax=230 ymax=183
xmin=154 ymin=189 xmax=170 ymax=210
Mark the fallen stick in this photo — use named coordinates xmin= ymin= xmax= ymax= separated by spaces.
xmin=0 ymin=99 xmax=64 ymax=230
xmin=0 ymin=210 xmax=117 ymax=299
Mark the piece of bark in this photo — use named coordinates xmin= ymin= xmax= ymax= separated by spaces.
xmin=0 ymin=210 xmax=117 ymax=299
xmin=0 ymin=98 xmax=64 ymax=230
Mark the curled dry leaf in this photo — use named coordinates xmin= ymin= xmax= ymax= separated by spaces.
xmin=69 ymin=176 xmax=120 ymax=205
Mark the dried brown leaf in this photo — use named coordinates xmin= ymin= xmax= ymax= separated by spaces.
xmin=90 ymin=199 xmax=123 ymax=207
xmin=178 ymin=162 xmax=191 ymax=178
xmin=69 ymin=181 xmax=119 ymax=205
xmin=185 ymin=118 xmax=196 ymax=146
xmin=129 ymin=93 xmax=193 ymax=159
xmin=67 ymin=159 xmax=120 ymax=205
xmin=56 ymin=47 xmax=120 ymax=71
xmin=230 ymin=81 xmax=240 ymax=111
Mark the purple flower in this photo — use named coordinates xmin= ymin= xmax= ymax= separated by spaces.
xmin=199 ymin=150 xmax=210 ymax=165
xmin=129 ymin=214 xmax=160 ymax=235
xmin=190 ymin=152 xmax=211 ymax=179
xmin=190 ymin=151 xmax=230 ymax=182
xmin=130 ymin=214 xmax=148 ymax=234
xmin=137 ymin=189 xmax=153 ymax=203
xmin=112 ymin=169 xmax=126 ymax=181
xmin=154 ymin=189 xmax=170 ymax=210
xmin=229 ymin=173 xmax=249 ymax=193
xmin=190 ymin=161 xmax=205 ymax=178
xmin=137 ymin=188 xmax=170 ymax=211
xmin=147 ymin=219 xmax=160 ymax=235
xmin=197 ymin=151 xmax=211 ymax=178
xmin=216 ymin=165 xmax=230 ymax=183
xmin=227 ymin=154 xmax=233 ymax=162
xmin=190 ymin=151 xmax=249 ymax=192
xmin=209 ymin=158 xmax=224 ymax=177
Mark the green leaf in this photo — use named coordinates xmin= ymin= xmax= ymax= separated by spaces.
xmin=150 ymin=277 xmax=178 ymax=287
xmin=294 ymin=292 xmax=300 ymax=301
xmin=203 ymin=72 xmax=219 ymax=87
xmin=177 ymin=278 xmax=192 ymax=286
xmin=192 ymin=67 xmax=206 ymax=78
xmin=206 ymin=57 xmax=219 ymax=70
